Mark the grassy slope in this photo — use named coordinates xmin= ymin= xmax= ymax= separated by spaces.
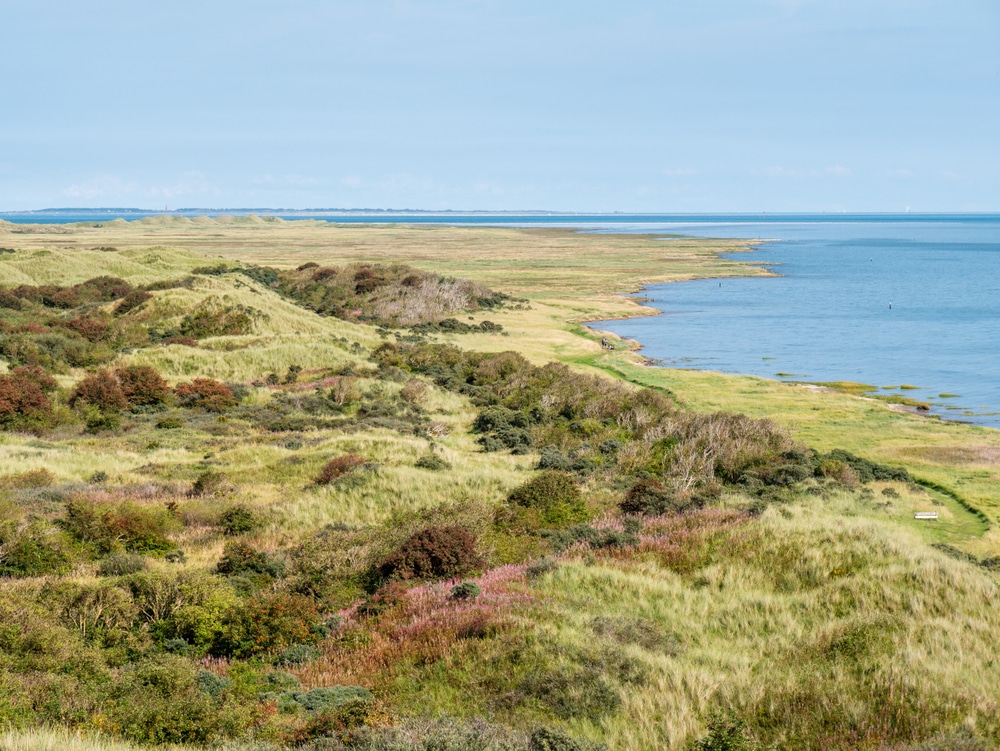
xmin=1 ymin=218 xmax=999 ymax=750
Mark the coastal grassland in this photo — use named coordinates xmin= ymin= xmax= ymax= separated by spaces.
xmin=2 ymin=218 xmax=1000 ymax=751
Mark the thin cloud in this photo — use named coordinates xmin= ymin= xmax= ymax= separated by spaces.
xmin=64 ymin=175 xmax=138 ymax=199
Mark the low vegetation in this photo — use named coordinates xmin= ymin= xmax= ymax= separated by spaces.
xmin=0 ymin=220 xmax=998 ymax=751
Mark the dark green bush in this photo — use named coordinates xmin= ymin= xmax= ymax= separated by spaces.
xmin=190 ymin=470 xmax=227 ymax=498
xmin=0 ymin=521 xmax=76 ymax=576
xmin=541 ymin=524 xmax=638 ymax=553
xmin=218 ymin=503 xmax=262 ymax=535
xmin=375 ymin=525 xmax=481 ymax=583
xmin=691 ymin=713 xmax=759 ymax=751
xmin=821 ymin=449 xmax=911 ymax=483
xmin=619 ymin=478 xmax=676 ymax=516
xmin=449 ymin=581 xmax=482 ymax=600
xmin=415 ymin=452 xmax=451 ymax=471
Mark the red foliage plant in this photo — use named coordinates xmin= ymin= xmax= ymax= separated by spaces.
xmin=116 ymin=365 xmax=169 ymax=407
xmin=63 ymin=316 xmax=109 ymax=342
xmin=0 ymin=367 xmax=55 ymax=430
xmin=70 ymin=369 xmax=128 ymax=412
xmin=314 ymin=455 xmax=366 ymax=485
xmin=174 ymin=378 xmax=235 ymax=412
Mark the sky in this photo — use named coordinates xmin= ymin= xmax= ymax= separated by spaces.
xmin=1 ymin=0 xmax=998 ymax=212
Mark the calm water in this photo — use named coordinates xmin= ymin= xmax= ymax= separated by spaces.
xmin=4 ymin=210 xmax=999 ymax=428
xmin=589 ymin=216 xmax=1000 ymax=429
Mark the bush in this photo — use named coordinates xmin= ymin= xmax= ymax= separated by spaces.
xmin=314 ymin=454 xmax=366 ymax=485
xmin=449 ymin=581 xmax=482 ymax=600
xmin=275 ymin=643 xmax=321 ymax=666
xmin=507 ymin=471 xmax=587 ymax=527
xmin=286 ymin=685 xmax=372 ymax=713
xmin=115 ymin=288 xmax=153 ymax=315
xmin=0 ymin=368 xmax=55 ymax=431
xmin=116 ymin=364 xmax=169 ymax=407
xmin=216 ymin=540 xmax=285 ymax=578
xmin=70 ymin=369 xmax=127 ymax=413
xmin=218 ymin=504 xmax=262 ymax=535
xmin=61 ymin=500 xmax=179 ymax=554
xmin=174 ymin=378 xmax=236 ymax=412
xmin=691 ymin=713 xmax=759 ymax=751
xmin=415 ymin=452 xmax=451 ymax=471
xmin=98 ymin=552 xmax=148 ymax=576
xmin=189 ymin=471 xmax=227 ymax=498
xmin=541 ymin=524 xmax=638 ymax=553
xmin=526 ymin=556 xmax=559 ymax=580
xmin=0 ymin=521 xmax=76 ymax=576
xmin=530 ymin=727 xmax=603 ymax=751
xmin=213 ymin=592 xmax=323 ymax=658
xmin=619 ymin=478 xmax=677 ymax=516
xmin=375 ymin=525 xmax=481 ymax=583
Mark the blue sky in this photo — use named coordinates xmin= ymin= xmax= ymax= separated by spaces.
xmin=1 ymin=0 xmax=998 ymax=212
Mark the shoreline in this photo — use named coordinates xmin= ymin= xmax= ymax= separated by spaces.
xmin=580 ymin=242 xmax=996 ymax=431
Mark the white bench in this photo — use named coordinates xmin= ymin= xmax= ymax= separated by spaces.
xmin=914 ymin=511 xmax=939 ymax=520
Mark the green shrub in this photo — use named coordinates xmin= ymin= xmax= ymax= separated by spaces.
xmin=276 ymin=643 xmax=321 ymax=666
xmin=61 ymin=499 xmax=179 ymax=555
xmin=541 ymin=524 xmax=637 ymax=553
xmin=691 ymin=713 xmax=759 ymax=751
xmin=375 ymin=525 xmax=481 ymax=583
xmin=105 ymin=656 xmax=222 ymax=744
xmin=213 ymin=592 xmax=322 ymax=658
xmin=530 ymin=727 xmax=605 ymax=751
xmin=218 ymin=503 xmax=262 ymax=535
xmin=507 ymin=471 xmax=587 ymax=527
xmin=526 ymin=556 xmax=559 ymax=579
xmin=821 ymin=449 xmax=911 ymax=483
xmin=216 ymin=540 xmax=285 ymax=578
xmin=619 ymin=478 xmax=676 ymax=515
xmin=98 ymin=552 xmax=148 ymax=576
xmin=189 ymin=470 xmax=227 ymax=498
xmin=0 ymin=521 xmax=76 ymax=576
xmin=415 ymin=452 xmax=451 ymax=471
xmin=449 ymin=581 xmax=482 ymax=600
xmin=196 ymin=669 xmax=232 ymax=699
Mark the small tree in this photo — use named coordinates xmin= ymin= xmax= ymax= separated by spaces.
xmin=116 ymin=364 xmax=169 ymax=407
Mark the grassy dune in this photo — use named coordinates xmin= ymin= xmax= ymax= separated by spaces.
xmin=0 ymin=217 xmax=998 ymax=751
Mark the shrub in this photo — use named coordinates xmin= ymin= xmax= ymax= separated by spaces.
xmin=526 ymin=556 xmax=559 ymax=579
xmin=541 ymin=524 xmax=638 ymax=553
xmin=275 ymin=643 xmax=321 ymax=666
xmin=375 ymin=525 xmax=481 ymax=583
xmin=0 ymin=467 xmax=56 ymax=488
xmin=98 ymin=552 xmax=149 ymax=576
xmin=821 ymin=449 xmax=911 ymax=483
xmin=619 ymin=478 xmax=677 ymax=516
xmin=189 ymin=470 xmax=227 ymax=498
xmin=216 ymin=540 xmax=285 ymax=578
xmin=0 ymin=368 xmax=54 ymax=431
xmin=61 ymin=500 xmax=179 ymax=554
xmin=174 ymin=378 xmax=236 ymax=412
xmin=218 ymin=504 xmax=262 ymax=535
xmin=449 ymin=581 xmax=482 ymax=600
xmin=116 ymin=364 xmax=169 ymax=407
xmin=415 ymin=452 xmax=451 ymax=471
xmin=314 ymin=454 xmax=366 ymax=485
xmin=327 ymin=376 xmax=361 ymax=407
xmin=507 ymin=471 xmax=587 ymax=527
xmin=213 ymin=592 xmax=322 ymax=658
xmin=530 ymin=727 xmax=602 ymax=751
xmin=400 ymin=379 xmax=429 ymax=404
xmin=115 ymin=288 xmax=153 ymax=315
xmin=692 ymin=713 xmax=760 ymax=751
xmin=70 ymin=369 xmax=127 ymax=412
xmin=0 ymin=521 xmax=75 ymax=576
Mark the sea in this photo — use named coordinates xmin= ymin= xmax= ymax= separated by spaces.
xmin=3 ymin=210 xmax=999 ymax=429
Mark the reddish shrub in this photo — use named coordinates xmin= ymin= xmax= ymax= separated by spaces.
xmin=70 ymin=369 xmax=128 ymax=412
xmin=164 ymin=336 xmax=198 ymax=347
xmin=116 ymin=365 xmax=169 ymax=407
xmin=0 ymin=367 xmax=55 ymax=430
xmin=174 ymin=378 xmax=235 ymax=412
xmin=311 ymin=267 xmax=338 ymax=282
xmin=314 ymin=455 xmax=366 ymax=485
xmin=63 ymin=315 xmax=110 ymax=342
xmin=375 ymin=525 xmax=481 ymax=583
xmin=115 ymin=289 xmax=153 ymax=316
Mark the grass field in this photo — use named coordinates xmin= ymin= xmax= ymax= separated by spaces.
xmin=1 ymin=217 xmax=998 ymax=751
